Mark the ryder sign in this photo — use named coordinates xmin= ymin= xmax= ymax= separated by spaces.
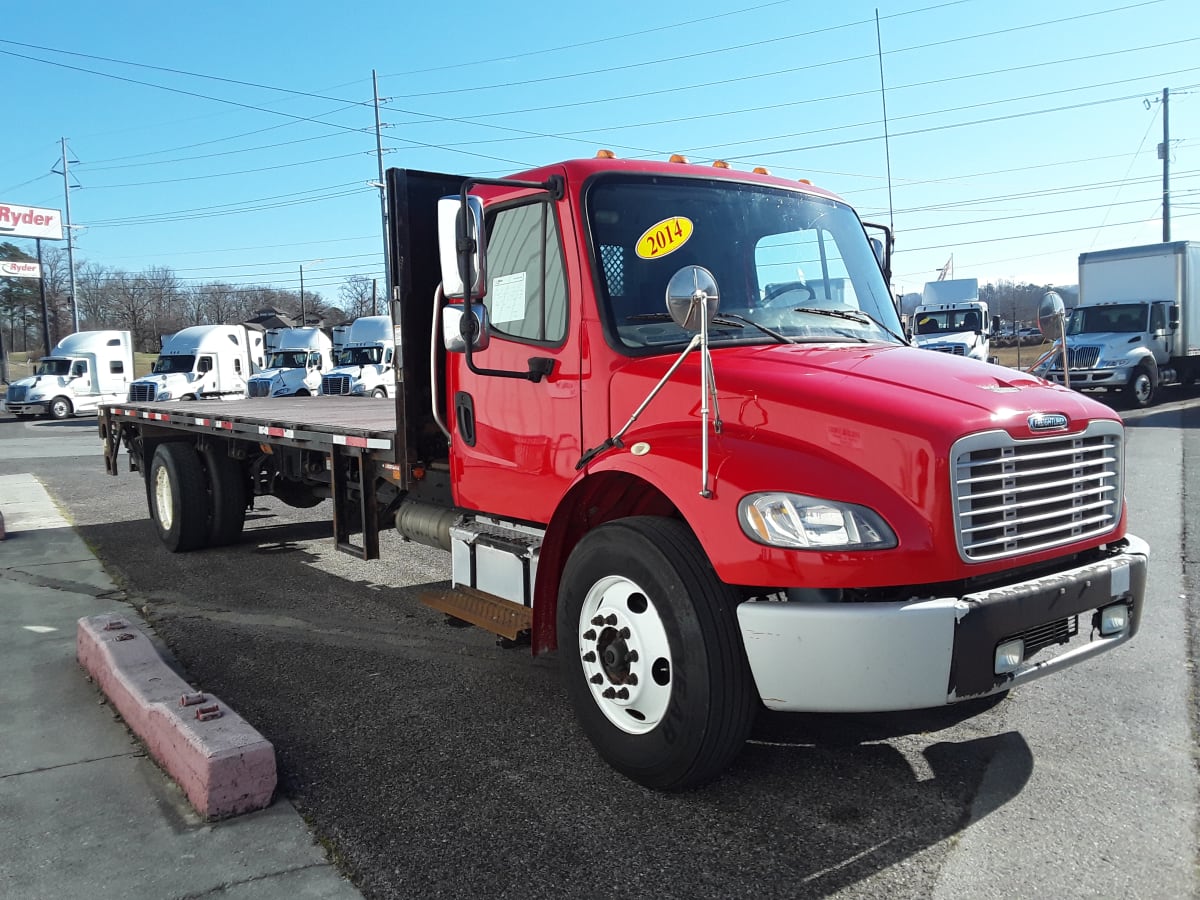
xmin=0 ymin=203 xmax=63 ymax=240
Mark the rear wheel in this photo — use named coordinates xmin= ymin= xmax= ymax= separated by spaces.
xmin=201 ymin=447 xmax=246 ymax=546
xmin=49 ymin=396 xmax=73 ymax=420
xmin=371 ymin=387 xmax=387 ymax=399
xmin=148 ymin=443 xmax=211 ymax=552
xmin=558 ymin=516 xmax=756 ymax=790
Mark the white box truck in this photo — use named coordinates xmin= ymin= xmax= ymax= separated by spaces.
xmin=319 ymin=315 xmax=396 ymax=398
xmin=127 ymin=324 xmax=265 ymax=402
xmin=1038 ymin=241 xmax=1200 ymax=407
xmin=4 ymin=330 xmax=134 ymax=419
xmin=911 ymin=278 xmax=994 ymax=363
xmin=246 ymin=327 xmax=333 ymax=398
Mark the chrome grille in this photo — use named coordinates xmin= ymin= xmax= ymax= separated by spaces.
xmin=931 ymin=344 xmax=966 ymax=356
xmin=952 ymin=422 xmax=1122 ymax=562
xmin=248 ymin=380 xmax=271 ymax=398
xmin=7 ymin=385 xmax=27 ymax=402
xmin=1067 ymin=346 xmax=1101 ymax=370
xmin=322 ymin=374 xmax=351 ymax=396
xmin=128 ymin=383 xmax=157 ymax=402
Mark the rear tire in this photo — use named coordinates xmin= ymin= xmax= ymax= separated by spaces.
xmin=371 ymin=387 xmax=387 ymax=399
xmin=148 ymin=443 xmax=211 ymax=552
xmin=49 ymin=396 xmax=73 ymax=420
xmin=201 ymin=447 xmax=246 ymax=547
xmin=558 ymin=516 xmax=756 ymax=790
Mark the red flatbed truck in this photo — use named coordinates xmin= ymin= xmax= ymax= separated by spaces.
xmin=100 ymin=155 xmax=1149 ymax=789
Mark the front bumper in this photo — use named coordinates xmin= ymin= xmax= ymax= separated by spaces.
xmin=4 ymin=400 xmax=47 ymax=415
xmin=736 ymin=534 xmax=1148 ymax=712
xmin=1044 ymin=368 xmax=1132 ymax=389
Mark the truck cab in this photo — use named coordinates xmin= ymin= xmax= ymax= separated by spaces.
xmin=128 ymin=325 xmax=264 ymax=402
xmin=910 ymin=276 xmax=992 ymax=363
xmin=4 ymin=330 xmax=134 ymax=419
xmin=319 ymin=315 xmax=396 ymax=398
xmin=247 ymin=327 xmax=333 ymax=398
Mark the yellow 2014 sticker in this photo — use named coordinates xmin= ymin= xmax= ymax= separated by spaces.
xmin=635 ymin=216 xmax=693 ymax=260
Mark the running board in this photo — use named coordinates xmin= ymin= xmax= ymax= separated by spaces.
xmin=419 ymin=586 xmax=532 ymax=640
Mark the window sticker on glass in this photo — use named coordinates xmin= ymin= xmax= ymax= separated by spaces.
xmin=490 ymin=271 xmax=528 ymax=324
xmin=635 ymin=216 xmax=693 ymax=260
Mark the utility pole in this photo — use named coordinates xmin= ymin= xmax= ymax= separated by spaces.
xmin=1159 ymin=87 xmax=1170 ymax=242
xmin=371 ymin=278 xmax=378 ymax=316
xmin=36 ymin=238 xmax=51 ymax=356
xmin=373 ymin=70 xmax=392 ymax=308
xmin=299 ymin=264 xmax=306 ymax=325
xmin=55 ymin=138 xmax=81 ymax=333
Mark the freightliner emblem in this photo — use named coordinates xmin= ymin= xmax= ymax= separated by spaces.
xmin=1028 ymin=413 xmax=1068 ymax=431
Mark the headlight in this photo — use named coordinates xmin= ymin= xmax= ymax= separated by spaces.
xmin=351 ymin=385 xmax=365 ymax=395
xmin=1097 ymin=357 xmax=1135 ymax=369
xmin=158 ymin=391 xmax=173 ymax=401
xmin=738 ymin=493 xmax=897 ymax=550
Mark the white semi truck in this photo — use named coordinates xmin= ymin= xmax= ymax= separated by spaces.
xmin=246 ymin=327 xmax=333 ymax=398
xmin=911 ymin=278 xmax=993 ymax=363
xmin=4 ymin=330 xmax=134 ymax=419
xmin=320 ymin=315 xmax=396 ymax=398
xmin=1037 ymin=241 xmax=1199 ymax=407
xmin=127 ymin=324 xmax=265 ymax=402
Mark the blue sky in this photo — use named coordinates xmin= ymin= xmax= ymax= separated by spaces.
xmin=2 ymin=0 xmax=1196 ymax=305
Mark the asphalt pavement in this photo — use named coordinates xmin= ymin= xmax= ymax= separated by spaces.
xmin=0 ymin=472 xmax=362 ymax=900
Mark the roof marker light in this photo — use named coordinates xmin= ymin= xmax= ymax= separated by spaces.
xmin=752 ymin=166 xmax=771 ymax=175
xmin=596 ymin=149 xmax=616 ymax=159
xmin=669 ymin=154 xmax=690 ymax=164
xmin=798 ymin=178 xmax=812 ymax=185
xmin=712 ymin=160 xmax=730 ymax=169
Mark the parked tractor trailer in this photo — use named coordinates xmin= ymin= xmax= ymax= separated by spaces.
xmin=99 ymin=156 xmax=1148 ymax=789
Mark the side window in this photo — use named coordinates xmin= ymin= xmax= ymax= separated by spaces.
xmin=198 ymin=356 xmax=213 ymax=373
xmin=71 ymin=361 xmax=88 ymax=378
xmin=234 ymin=358 xmax=243 ymax=375
xmin=110 ymin=361 xmax=124 ymax=374
xmin=1150 ymin=304 xmax=1165 ymax=332
xmin=484 ymin=201 xmax=567 ymax=343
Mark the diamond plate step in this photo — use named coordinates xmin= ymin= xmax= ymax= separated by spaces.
xmin=419 ymin=586 xmax=533 ymax=640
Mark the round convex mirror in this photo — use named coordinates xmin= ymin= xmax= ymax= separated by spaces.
xmin=665 ymin=266 xmax=720 ymax=332
xmin=1038 ymin=291 xmax=1066 ymax=337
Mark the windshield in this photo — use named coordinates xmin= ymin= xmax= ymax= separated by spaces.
xmin=267 ymin=350 xmax=309 ymax=369
xmin=914 ymin=308 xmax=983 ymax=335
xmin=587 ymin=175 xmax=901 ymax=351
xmin=152 ymin=355 xmax=195 ymax=374
xmin=335 ymin=346 xmax=383 ymax=366
xmin=1067 ymin=303 xmax=1147 ymax=335
xmin=35 ymin=358 xmax=71 ymax=376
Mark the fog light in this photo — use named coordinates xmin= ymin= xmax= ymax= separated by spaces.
xmin=994 ymin=639 xmax=1025 ymax=675
xmin=1099 ymin=603 xmax=1129 ymax=637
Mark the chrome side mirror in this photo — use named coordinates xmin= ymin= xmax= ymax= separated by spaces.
xmin=438 ymin=195 xmax=487 ymax=300
xmin=1038 ymin=291 xmax=1066 ymax=337
xmin=442 ymin=304 xmax=491 ymax=353
xmin=665 ymin=266 xmax=720 ymax=331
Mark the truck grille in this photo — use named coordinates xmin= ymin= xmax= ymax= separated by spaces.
xmin=128 ymin=383 xmax=157 ymax=402
xmin=951 ymin=421 xmax=1122 ymax=562
xmin=931 ymin=344 xmax=966 ymax=356
xmin=1066 ymin=346 xmax=1101 ymax=370
xmin=248 ymin=380 xmax=271 ymax=397
xmin=322 ymin=374 xmax=351 ymax=395
xmin=7 ymin=385 xmax=27 ymax=402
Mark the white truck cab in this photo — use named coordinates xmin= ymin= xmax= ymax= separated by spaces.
xmin=911 ymin=278 xmax=992 ymax=362
xmin=246 ymin=327 xmax=333 ymax=398
xmin=319 ymin=315 xmax=396 ymax=398
xmin=4 ymin=330 xmax=134 ymax=419
xmin=128 ymin=324 xmax=264 ymax=402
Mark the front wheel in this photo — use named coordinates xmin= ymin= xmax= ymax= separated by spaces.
xmin=371 ymin=387 xmax=387 ymax=399
xmin=558 ymin=516 xmax=757 ymax=790
xmin=148 ymin=443 xmax=211 ymax=552
xmin=1128 ymin=364 xmax=1155 ymax=408
xmin=49 ymin=396 xmax=73 ymax=420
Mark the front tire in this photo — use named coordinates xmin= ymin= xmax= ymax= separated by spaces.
xmin=1128 ymin=364 xmax=1155 ymax=408
xmin=148 ymin=443 xmax=211 ymax=552
xmin=558 ymin=516 xmax=756 ymax=790
xmin=49 ymin=396 xmax=73 ymax=420
xmin=371 ymin=387 xmax=387 ymax=399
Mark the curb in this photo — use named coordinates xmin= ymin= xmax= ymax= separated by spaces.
xmin=76 ymin=613 xmax=277 ymax=820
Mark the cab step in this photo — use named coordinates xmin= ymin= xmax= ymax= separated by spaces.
xmin=419 ymin=586 xmax=532 ymax=641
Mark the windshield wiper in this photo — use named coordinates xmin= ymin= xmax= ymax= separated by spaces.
xmin=792 ymin=306 xmax=907 ymax=344
xmin=627 ymin=311 xmax=794 ymax=344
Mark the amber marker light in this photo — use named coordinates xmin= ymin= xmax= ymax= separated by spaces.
xmin=712 ymin=160 xmax=730 ymax=169
xmin=596 ymin=149 xmax=616 ymax=159
xmin=668 ymin=154 xmax=690 ymax=164
xmin=752 ymin=166 xmax=771 ymax=175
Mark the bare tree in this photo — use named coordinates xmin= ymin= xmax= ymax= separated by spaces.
xmin=338 ymin=274 xmax=376 ymax=320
